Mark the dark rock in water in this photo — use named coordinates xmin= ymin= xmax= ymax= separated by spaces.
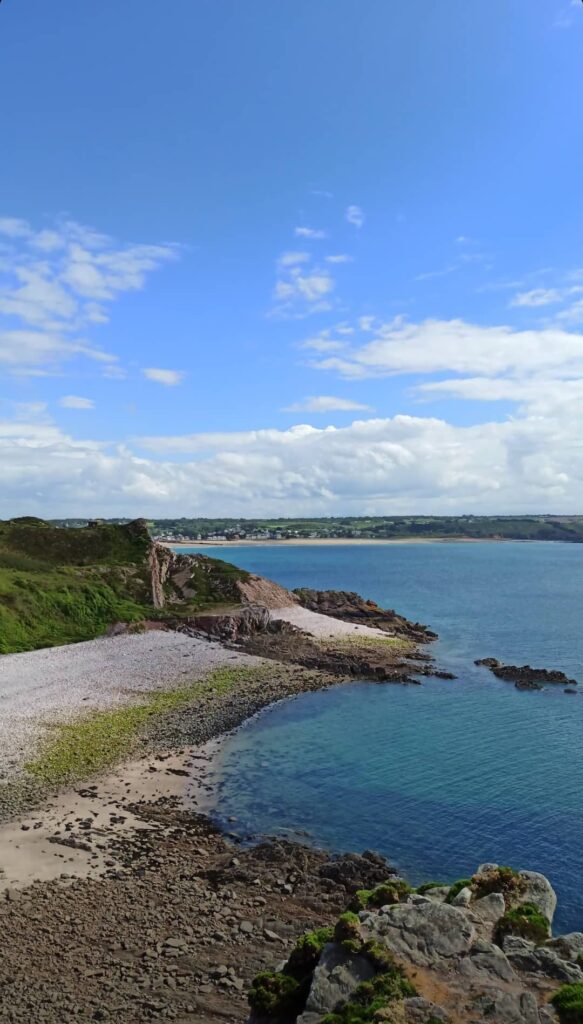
xmin=515 ymin=679 xmax=544 ymax=691
xmin=475 ymin=658 xmax=577 ymax=689
xmin=565 ymin=688 xmax=578 ymax=695
xmin=293 ymin=588 xmax=437 ymax=643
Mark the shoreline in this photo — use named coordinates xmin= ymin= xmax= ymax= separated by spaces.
xmin=165 ymin=536 xmax=549 ymax=548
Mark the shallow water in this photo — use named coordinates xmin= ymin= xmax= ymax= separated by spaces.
xmin=179 ymin=542 xmax=583 ymax=932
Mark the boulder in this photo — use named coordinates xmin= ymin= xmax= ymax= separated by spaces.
xmin=367 ymin=901 xmax=476 ymax=967
xmin=298 ymin=943 xmax=375 ymax=1024
xmin=547 ymin=931 xmax=583 ymax=961
xmin=519 ymin=870 xmax=557 ymax=924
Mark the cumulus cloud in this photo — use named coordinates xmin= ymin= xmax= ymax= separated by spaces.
xmin=142 ymin=368 xmax=185 ymax=386
xmin=0 ymin=217 xmax=179 ymax=373
xmin=58 ymin=395 xmax=95 ymax=410
xmin=282 ymin=395 xmax=374 ymax=413
xmin=326 ymin=254 xmax=353 ymax=264
xmin=345 ymin=205 xmax=364 ymax=228
xmin=2 ymin=395 xmax=582 ymax=518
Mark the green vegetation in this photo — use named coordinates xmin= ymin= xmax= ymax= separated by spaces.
xmin=0 ymin=566 xmax=149 ymax=653
xmin=0 ymin=517 xmax=250 ymax=653
xmin=320 ymin=963 xmax=416 ymax=1024
xmin=415 ymin=881 xmax=444 ymax=895
xmin=445 ymin=878 xmax=473 ymax=903
xmin=248 ymin=971 xmax=305 ymax=1020
xmin=496 ymin=902 xmax=550 ymax=944
xmin=350 ymin=880 xmax=412 ymax=911
xmin=286 ymin=927 xmax=334 ymax=977
xmin=249 ymin=927 xmax=334 ymax=1020
xmin=25 ymin=667 xmax=263 ymax=785
xmin=552 ymin=984 xmax=583 ymax=1023
xmin=334 ymin=911 xmax=362 ymax=952
xmin=473 ymin=865 xmax=525 ymax=904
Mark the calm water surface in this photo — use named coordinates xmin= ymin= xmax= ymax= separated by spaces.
xmin=180 ymin=542 xmax=583 ymax=932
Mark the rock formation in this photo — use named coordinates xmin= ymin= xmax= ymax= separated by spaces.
xmin=250 ymin=863 xmax=583 ymax=1024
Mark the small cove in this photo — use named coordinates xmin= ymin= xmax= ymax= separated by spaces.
xmin=178 ymin=541 xmax=583 ymax=933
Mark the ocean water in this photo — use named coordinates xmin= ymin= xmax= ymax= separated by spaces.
xmin=179 ymin=542 xmax=583 ymax=933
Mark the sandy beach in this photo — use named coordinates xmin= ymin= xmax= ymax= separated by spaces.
xmin=167 ymin=536 xmax=510 ymax=548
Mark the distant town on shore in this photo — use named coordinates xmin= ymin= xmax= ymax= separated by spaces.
xmin=48 ymin=515 xmax=583 ymax=544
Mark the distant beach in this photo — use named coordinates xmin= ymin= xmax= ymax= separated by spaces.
xmin=166 ymin=536 xmax=515 ymax=548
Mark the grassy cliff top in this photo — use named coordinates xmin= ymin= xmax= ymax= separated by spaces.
xmin=0 ymin=519 xmax=249 ymax=654
xmin=0 ymin=517 xmax=151 ymax=572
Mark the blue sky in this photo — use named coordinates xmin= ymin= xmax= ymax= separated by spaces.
xmin=2 ymin=0 xmax=583 ymax=516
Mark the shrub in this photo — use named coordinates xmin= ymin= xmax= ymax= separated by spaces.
xmin=248 ymin=971 xmax=304 ymax=1020
xmin=551 ymin=983 xmax=583 ymax=1023
xmin=285 ymin=927 xmax=333 ymax=979
xmin=334 ymin=911 xmax=362 ymax=952
xmin=320 ymin=966 xmax=416 ymax=1024
xmin=473 ymin=865 xmax=525 ymax=905
xmin=496 ymin=903 xmax=550 ymax=945
xmin=415 ymin=881 xmax=444 ymax=895
xmin=349 ymin=880 xmax=411 ymax=912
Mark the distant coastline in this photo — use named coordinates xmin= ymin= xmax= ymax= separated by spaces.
xmin=164 ymin=536 xmax=538 ymax=548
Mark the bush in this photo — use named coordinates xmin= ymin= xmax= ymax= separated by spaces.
xmin=496 ymin=903 xmax=550 ymax=945
xmin=320 ymin=966 xmax=416 ymax=1024
xmin=551 ymin=983 xmax=583 ymax=1023
xmin=349 ymin=880 xmax=411 ymax=912
xmin=334 ymin=912 xmax=362 ymax=952
xmin=248 ymin=971 xmax=304 ymax=1020
xmin=415 ymin=881 xmax=444 ymax=895
xmin=473 ymin=865 xmax=525 ymax=905
xmin=286 ymin=927 xmax=333 ymax=979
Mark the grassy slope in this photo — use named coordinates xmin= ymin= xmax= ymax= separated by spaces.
xmin=0 ymin=518 xmax=249 ymax=654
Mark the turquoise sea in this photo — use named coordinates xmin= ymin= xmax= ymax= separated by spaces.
xmin=179 ymin=542 xmax=583 ymax=933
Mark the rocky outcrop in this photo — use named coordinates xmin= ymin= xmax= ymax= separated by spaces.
xmin=251 ymin=863 xmax=582 ymax=1024
xmin=475 ymin=659 xmax=578 ymax=690
xmin=238 ymin=575 xmax=297 ymax=609
xmin=294 ymin=589 xmax=437 ymax=644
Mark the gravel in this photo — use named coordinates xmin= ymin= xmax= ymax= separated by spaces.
xmin=0 ymin=632 xmax=262 ymax=777
xmin=271 ymin=604 xmax=388 ymax=639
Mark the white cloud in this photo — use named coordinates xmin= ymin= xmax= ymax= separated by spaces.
xmin=282 ymin=396 xmax=374 ymax=413
xmin=2 ymin=389 xmax=583 ymax=516
xmin=415 ymin=265 xmax=457 ymax=282
xmin=58 ymin=395 xmax=95 ymax=410
xmin=326 ymin=254 xmax=353 ymax=264
xmin=0 ymin=217 xmax=32 ymax=239
xmin=309 ymin=317 xmax=583 ymax=380
xmin=0 ymin=218 xmax=179 ymax=373
xmin=142 ymin=368 xmax=185 ymax=386
xmin=272 ymin=259 xmax=336 ymax=317
xmin=346 ymin=205 xmax=364 ymax=229
xmin=511 ymin=288 xmax=564 ymax=307
xmin=278 ymin=251 xmax=310 ymax=268
xmin=294 ymin=227 xmax=327 ymax=239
